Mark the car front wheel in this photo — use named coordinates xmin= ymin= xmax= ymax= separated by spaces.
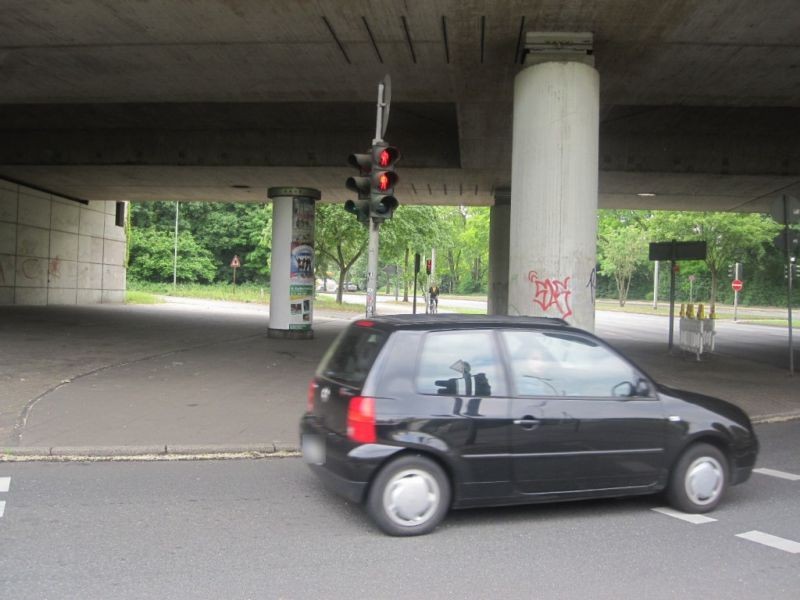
xmin=366 ymin=454 xmax=451 ymax=536
xmin=667 ymin=443 xmax=728 ymax=513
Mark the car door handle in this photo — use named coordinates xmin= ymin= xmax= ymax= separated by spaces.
xmin=514 ymin=416 xmax=539 ymax=430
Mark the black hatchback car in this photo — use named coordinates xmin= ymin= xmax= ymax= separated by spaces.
xmin=300 ymin=315 xmax=758 ymax=536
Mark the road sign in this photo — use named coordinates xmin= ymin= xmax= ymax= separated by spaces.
xmin=230 ymin=255 xmax=241 ymax=268
xmin=688 ymin=275 xmax=696 ymax=282
xmin=648 ymin=240 xmax=707 ymax=261
xmin=732 ymin=279 xmax=743 ymax=292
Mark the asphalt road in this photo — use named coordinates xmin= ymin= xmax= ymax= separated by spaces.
xmin=1 ymin=421 xmax=798 ymax=599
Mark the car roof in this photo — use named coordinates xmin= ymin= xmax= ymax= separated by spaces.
xmin=355 ymin=314 xmax=574 ymax=333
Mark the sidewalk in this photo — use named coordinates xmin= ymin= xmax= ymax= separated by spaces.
xmin=1 ymin=299 xmax=798 ymax=459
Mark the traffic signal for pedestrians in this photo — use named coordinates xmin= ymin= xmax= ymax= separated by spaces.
xmin=369 ymin=141 xmax=400 ymax=220
xmin=345 ymin=150 xmax=372 ymax=225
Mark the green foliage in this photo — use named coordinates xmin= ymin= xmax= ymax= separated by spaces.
xmin=314 ymin=203 xmax=368 ymax=303
xmin=128 ymin=227 xmax=216 ymax=283
xmin=597 ymin=211 xmax=649 ymax=306
xmin=130 ymin=201 xmax=272 ymax=284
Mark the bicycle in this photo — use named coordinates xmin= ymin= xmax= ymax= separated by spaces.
xmin=428 ymin=295 xmax=438 ymax=315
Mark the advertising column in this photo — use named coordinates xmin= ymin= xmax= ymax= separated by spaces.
xmin=267 ymin=187 xmax=320 ymax=339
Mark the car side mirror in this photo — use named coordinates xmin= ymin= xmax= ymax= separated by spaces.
xmin=612 ymin=382 xmax=636 ymax=397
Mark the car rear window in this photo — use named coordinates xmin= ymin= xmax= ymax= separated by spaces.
xmin=317 ymin=325 xmax=388 ymax=386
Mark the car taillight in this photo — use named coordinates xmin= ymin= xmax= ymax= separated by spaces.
xmin=307 ymin=380 xmax=318 ymax=413
xmin=347 ymin=396 xmax=376 ymax=443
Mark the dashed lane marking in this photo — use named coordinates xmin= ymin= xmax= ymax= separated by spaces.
xmin=651 ymin=507 xmax=717 ymax=524
xmin=0 ymin=476 xmax=8 ymax=518
xmin=753 ymin=468 xmax=800 ymax=481
xmin=736 ymin=531 xmax=800 ymax=554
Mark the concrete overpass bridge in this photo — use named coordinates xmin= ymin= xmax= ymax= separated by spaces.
xmin=1 ymin=1 xmax=799 ymax=326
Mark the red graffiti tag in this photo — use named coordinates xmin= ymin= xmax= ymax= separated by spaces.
xmin=528 ymin=271 xmax=573 ymax=319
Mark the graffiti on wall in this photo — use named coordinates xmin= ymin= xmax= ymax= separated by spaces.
xmin=586 ymin=267 xmax=597 ymax=306
xmin=527 ymin=271 xmax=573 ymax=319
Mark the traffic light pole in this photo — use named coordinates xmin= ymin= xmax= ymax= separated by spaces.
xmin=366 ymin=217 xmax=380 ymax=318
xmin=364 ymin=78 xmax=390 ymax=318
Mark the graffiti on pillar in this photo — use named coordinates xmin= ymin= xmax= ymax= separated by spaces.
xmin=48 ymin=256 xmax=62 ymax=281
xmin=527 ymin=271 xmax=573 ymax=319
xmin=22 ymin=259 xmax=40 ymax=280
xmin=586 ymin=267 xmax=597 ymax=306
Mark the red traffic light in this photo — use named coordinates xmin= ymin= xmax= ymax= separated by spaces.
xmin=425 ymin=259 xmax=432 ymax=275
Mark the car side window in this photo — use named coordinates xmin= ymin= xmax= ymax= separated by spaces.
xmin=501 ymin=330 xmax=648 ymax=398
xmin=417 ymin=331 xmax=505 ymax=397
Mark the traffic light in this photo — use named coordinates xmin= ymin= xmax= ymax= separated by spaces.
xmin=425 ymin=259 xmax=432 ymax=275
xmin=727 ymin=264 xmax=735 ymax=279
xmin=369 ymin=141 xmax=400 ymax=220
xmin=345 ymin=151 xmax=372 ymax=225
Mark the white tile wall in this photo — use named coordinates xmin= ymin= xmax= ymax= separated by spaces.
xmin=0 ymin=180 xmax=126 ymax=305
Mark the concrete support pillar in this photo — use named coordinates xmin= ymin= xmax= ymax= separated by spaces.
xmin=488 ymin=194 xmax=510 ymax=315
xmin=508 ymin=46 xmax=599 ymax=332
xmin=267 ymin=187 xmax=320 ymax=339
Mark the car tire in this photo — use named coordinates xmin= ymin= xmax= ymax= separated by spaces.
xmin=667 ymin=443 xmax=728 ymax=513
xmin=366 ymin=454 xmax=451 ymax=536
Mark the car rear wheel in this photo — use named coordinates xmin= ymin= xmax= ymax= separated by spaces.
xmin=366 ymin=454 xmax=451 ymax=536
xmin=667 ymin=443 xmax=728 ymax=513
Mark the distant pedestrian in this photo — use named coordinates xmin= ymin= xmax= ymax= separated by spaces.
xmin=428 ymin=284 xmax=439 ymax=314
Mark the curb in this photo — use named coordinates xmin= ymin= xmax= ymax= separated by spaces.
xmin=1 ymin=443 xmax=301 ymax=462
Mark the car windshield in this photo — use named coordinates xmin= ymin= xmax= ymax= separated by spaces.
xmin=317 ymin=325 xmax=388 ymax=386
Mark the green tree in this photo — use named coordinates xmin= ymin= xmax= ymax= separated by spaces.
xmin=314 ymin=203 xmax=368 ymax=303
xmin=646 ymin=211 xmax=780 ymax=313
xmin=597 ymin=211 xmax=649 ymax=306
xmin=128 ymin=227 xmax=216 ymax=283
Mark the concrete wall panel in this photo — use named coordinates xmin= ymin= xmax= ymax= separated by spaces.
xmin=0 ymin=179 xmax=126 ymax=304
xmin=103 ymin=238 xmax=126 ymax=266
xmin=78 ymin=234 xmax=104 ymax=263
xmin=51 ymin=200 xmax=80 ymax=233
xmin=0 ymin=186 xmax=18 ymax=221
xmin=18 ymin=194 xmax=51 ymax=228
xmin=0 ymin=254 xmax=15 ymax=287
xmin=48 ymin=288 xmax=78 ymax=304
xmin=16 ymin=257 xmax=47 ymax=287
xmin=102 ymin=265 xmax=126 ymax=290
xmin=48 ymin=258 xmax=77 ymax=289
xmin=77 ymin=289 xmax=102 ymax=303
xmin=78 ymin=263 xmax=102 ymax=289
xmin=79 ymin=207 xmax=105 ymax=237
xmin=104 ymin=213 xmax=126 ymax=241
xmin=16 ymin=226 xmax=49 ymax=258
xmin=14 ymin=287 xmax=47 ymax=305
xmin=101 ymin=290 xmax=125 ymax=303
xmin=0 ymin=222 xmax=16 ymax=254
xmin=50 ymin=230 xmax=79 ymax=261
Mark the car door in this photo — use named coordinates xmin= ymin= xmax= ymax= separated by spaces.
xmin=500 ymin=329 xmax=666 ymax=496
xmin=413 ymin=329 xmax=514 ymax=502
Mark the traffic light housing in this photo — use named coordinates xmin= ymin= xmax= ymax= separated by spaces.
xmin=727 ymin=264 xmax=734 ymax=279
xmin=345 ymin=151 xmax=372 ymax=225
xmin=369 ymin=141 xmax=400 ymax=220
xmin=425 ymin=259 xmax=432 ymax=275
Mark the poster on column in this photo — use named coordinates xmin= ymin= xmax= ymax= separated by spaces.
xmin=289 ymin=197 xmax=315 ymax=330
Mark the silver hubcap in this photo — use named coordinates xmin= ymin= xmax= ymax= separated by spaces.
xmin=685 ymin=456 xmax=724 ymax=505
xmin=383 ymin=468 xmax=440 ymax=527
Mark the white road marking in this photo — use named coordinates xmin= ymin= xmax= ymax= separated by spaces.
xmin=736 ymin=531 xmax=800 ymax=554
xmin=753 ymin=468 xmax=800 ymax=481
xmin=651 ymin=507 xmax=717 ymax=524
xmin=0 ymin=477 xmax=8 ymax=518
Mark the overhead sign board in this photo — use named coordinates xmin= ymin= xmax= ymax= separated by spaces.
xmin=648 ymin=241 xmax=707 ymax=262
